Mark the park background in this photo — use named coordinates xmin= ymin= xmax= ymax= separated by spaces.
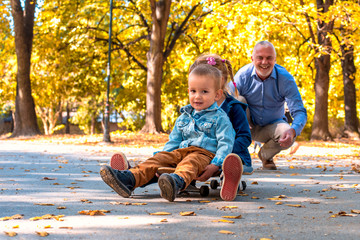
xmin=0 ymin=0 xmax=359 ymax=142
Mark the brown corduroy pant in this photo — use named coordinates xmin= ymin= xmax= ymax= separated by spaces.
xmin=129 ymin=146 xmax=215 ymax=188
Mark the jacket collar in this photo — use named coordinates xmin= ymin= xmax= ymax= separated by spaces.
xmin=181 ymin=102 xmax=219 ymax=115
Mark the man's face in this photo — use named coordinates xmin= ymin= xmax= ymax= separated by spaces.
xmin=251 ymin=44 xmax=276 ymax=80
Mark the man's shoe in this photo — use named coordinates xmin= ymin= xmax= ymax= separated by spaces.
xmin=220 ymin=154 xmax=243 ymax=201
xmin=100 ymin=166 xmax=134 ymax=198
xmin=258 ymin=150 xmax=277 ymax=170
xmin=158 ymin=173 xmax=185 ymax=202
xmin=110 ymin=152 xmax=129 ymax=170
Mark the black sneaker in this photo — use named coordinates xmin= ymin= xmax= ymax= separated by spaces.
xmin=100 ymin=166 xmax=134 ymax=198
xmin=158 ymin=173 xmax=178 ymax=202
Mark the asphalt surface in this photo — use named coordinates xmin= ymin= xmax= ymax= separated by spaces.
xmin=0 ymin=139 xmax=359 ymax=240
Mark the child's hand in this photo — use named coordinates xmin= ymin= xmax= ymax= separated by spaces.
xmin=195 ymin=164 xmax=220 ymax=182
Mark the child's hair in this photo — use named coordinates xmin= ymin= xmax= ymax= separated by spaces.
xmin=189 ymin=64 xmax=222 ymax=90
xmin=189 ymin=54 xmax=239 ymax=96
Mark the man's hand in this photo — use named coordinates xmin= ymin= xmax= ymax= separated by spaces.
xmin=195 ymin=164 xmax=220 ymax=182
xmin=278 ymin=128 xmax=296 ymax=148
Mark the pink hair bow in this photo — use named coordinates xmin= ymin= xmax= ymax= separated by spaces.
xmin=206 ymin=57 xmax=216 ymax=65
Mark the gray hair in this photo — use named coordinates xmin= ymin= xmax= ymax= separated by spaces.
xmin=253 ymin=41 xmax=277 ymax=56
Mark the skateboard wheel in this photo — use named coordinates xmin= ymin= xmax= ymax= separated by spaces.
xmin=200 ymin=185 xmax=209 ymax=197
xmin=210 ymin=180 xmax=219 ymax=189
xmin=240 ymin=180 xmax=247 ymax=191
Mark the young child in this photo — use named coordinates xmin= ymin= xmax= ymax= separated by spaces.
xmin=110 ymin=54 xmax=252 ymax=201
xmin=100 ymin=64 xmax=235 ymax=202
xmin=190 ymin=54 xmax=252 ymax=173
xmin=189 ymin=54 xmax=252 ymax=201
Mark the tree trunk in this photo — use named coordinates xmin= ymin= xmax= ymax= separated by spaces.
xmin=340 ymin=43 xmax=359 ymax=138
xmin=66 ymin=102 xmax=70 ymax=134
xmin=91 ymin=115 xmax=96 ymax=135
xmin=310 ymin=0 xmax=334 ymax=140
xmin=10 ymin=0 xmax=40 ymax=137
xmin=311 ymin=57 xmax=332 ymax=140
xmin=140 ymin=0 xmax=171 ymax=134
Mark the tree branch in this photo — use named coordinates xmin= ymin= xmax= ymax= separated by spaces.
xmin=300 ymin=0 xmax=317 ymax=47
xmin=129 ymin=0 xmax=151 ymax=35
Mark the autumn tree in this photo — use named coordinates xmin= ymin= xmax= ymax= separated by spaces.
xmin=91 ymin=0 xmax=231 ymax=133
xmin=0 ymin=1 xmax=16 ymax=114
xmin=10 ymin=0 xmax=40 ymax=137
xmin=300 ymin=0 xmax=334 ymax=140
xmin=331 ymin=1 xmax=360 ymax=139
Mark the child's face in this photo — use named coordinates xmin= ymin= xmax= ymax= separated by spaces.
xmin=188 ymin=74 xmax=222 ymax=111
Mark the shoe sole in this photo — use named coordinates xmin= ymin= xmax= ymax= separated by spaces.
xmin=100 ymin=166 xmax=131 ymax=198
xmin=220 ymin=154 xmax=243 ymax=201
xmin=263 ymin=165 xmax=277 ymax=170
xmin=158 ymin=174 xmax=176 ymax=202
xmin=110 ymin=153 xmax=129 ymax=171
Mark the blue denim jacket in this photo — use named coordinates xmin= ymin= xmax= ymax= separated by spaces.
xmin=163 ymin=102 xmax=235 ymax=167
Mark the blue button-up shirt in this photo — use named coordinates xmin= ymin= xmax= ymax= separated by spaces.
xmin=229 ymin=63 xmax=307 ymax=137
xmin=163 ymin=102 xmax=235 ymax=167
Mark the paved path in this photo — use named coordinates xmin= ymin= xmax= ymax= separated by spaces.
xmin=0 ymin=140 xmax=359 ymax=239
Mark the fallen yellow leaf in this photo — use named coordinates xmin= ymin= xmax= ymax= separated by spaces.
xmin=219 ymin=230 xmax=234 ymax=234
xmin=275 ymin=202 xmax=283 ymax=205
xmin=78 ymin=210 xmax=105 ymax=216
xmin=34 ymin=203 xmax=55 ymax=206
xmin=42 ymin=214 xmax=54 ymax=219
xmin=212 ymin=219 xmax=234 ymax=223
xmin=160 ymin=219 xmax=168 ymax=222
xmin=11 ymin=214 xmax=24 ymax=219
xmin=222 ymin=215 xmax=242 ymax=219
xmin=351 ymin=209 xmax=360 ymax=214
xmin=149 ymin=212 xmax=171 ymax=215
xmin=4 ymin=231 xmax=17 ymax=237
xmin=30 ymin=216 xmax=43 ymax=221
xmin=12 ymin=225 xmax=19 ymax=229
xmin=89 ymin=210 xmax=105 ymax=216
xmin=337 ymin=211 xmax=357 ymax=217
xmin=267 ymin=198 xmax=283 ymax=201
xmin=221 ymin=206 xmax=238 ymax=209
xmin=179 ymin=211 xmax=196 ymax=216
xmin=285 ymin=204 xmax=303 ymax=208
xmin=0 ymin=217 xmax=12 ymax=221
xmin=36 ymin=231 xmax=49 ymax=237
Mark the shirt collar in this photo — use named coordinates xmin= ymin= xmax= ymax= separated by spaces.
xmin=251 ymin=64 xmax=277 ymax=81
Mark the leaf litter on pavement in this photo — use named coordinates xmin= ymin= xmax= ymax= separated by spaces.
xmin=1 ymin=137 xmax=359 ymax=238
